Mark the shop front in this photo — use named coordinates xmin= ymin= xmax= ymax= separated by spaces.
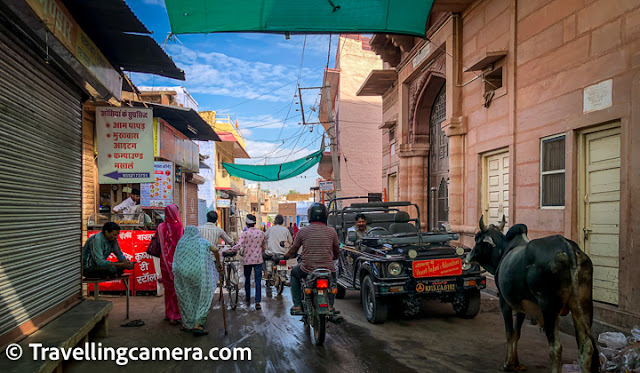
xmin=0 ymin=0 xmax=184 ymax=346
xmin=85 ymin=106 xmax=217 ymax=295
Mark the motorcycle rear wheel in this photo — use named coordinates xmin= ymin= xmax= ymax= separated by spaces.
xmin=312 ymin=314 xmax=326 ymax=346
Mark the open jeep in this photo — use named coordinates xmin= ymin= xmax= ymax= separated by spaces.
xmin=328 ymin=198 xmax=486 ymax=324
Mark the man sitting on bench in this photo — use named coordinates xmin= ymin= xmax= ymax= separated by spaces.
xmin=83 ymin=222 xmax=134 ymax=279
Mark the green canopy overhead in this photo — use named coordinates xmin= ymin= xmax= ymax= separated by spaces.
xmin=223 ymin=149 xmax=324 ymax=181
xmin=163 ymin=0 xmax=435 ymax=37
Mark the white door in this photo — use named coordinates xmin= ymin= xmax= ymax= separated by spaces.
xmin=388 ymin=174 xmax=397 ymax=202
xmin=581 ymin=126 xmax=621 ymax=305
xmin=484 ymin=151 xmax=509 ymax=229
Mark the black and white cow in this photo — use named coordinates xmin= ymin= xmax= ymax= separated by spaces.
xmin=467 ymin=216 xmax=598 ymax=373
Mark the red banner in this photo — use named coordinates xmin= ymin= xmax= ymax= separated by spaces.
xmin=133 ymin=231 xmax=159 ymax=291
xmin=412 ymin=258 xmax=462 ymax=278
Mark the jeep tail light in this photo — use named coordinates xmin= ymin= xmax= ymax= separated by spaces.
xmin=316 ymin=279 xmax=329 ymax=289
xmin=279 ymin=260 xmax=287 ymax=265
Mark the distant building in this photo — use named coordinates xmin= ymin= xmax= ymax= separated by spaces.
xmin=318 ymin=34 xmax=383 ymax=205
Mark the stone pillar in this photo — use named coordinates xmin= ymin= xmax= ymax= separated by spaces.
xmin=399 ymin=156 xmax=409 ymax=202
xmin=444 ymin=117 xmax=468 ymax=234
xmin=399 ymin=144 xmax=430 ymax=230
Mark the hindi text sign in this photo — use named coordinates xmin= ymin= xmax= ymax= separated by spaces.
xmin=97 ymin=107 xmax=154 ymax=184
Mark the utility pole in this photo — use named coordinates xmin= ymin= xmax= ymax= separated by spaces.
xmin=256 ymin=182 xmax=261 ymax=228
xmin=256 ymin=159 xmax=266 ymax=228
xmin=324 ymin=85 xmax=341 ymax=200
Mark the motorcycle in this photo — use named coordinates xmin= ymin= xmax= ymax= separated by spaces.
xmin=264 ymin=253 xmax=289 ymax=295
xmin=294 ymin=267 xmax=341 ymax=346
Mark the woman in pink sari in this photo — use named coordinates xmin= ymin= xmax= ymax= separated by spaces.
xmin=292 ymin=223 xmax=299 ymax=239
xmin=157 ymin=204 xmax=184 ymax=325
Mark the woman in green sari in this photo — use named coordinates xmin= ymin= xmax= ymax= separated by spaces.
xmin=173 ymin=226 xmax=222 ymax=336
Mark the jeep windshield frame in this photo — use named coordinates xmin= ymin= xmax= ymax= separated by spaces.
xmin=328 ymin=197 xmax=426 ymax=243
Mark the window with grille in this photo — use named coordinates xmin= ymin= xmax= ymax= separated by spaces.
xmin=540 ymin=135 xmax=565 ymax=207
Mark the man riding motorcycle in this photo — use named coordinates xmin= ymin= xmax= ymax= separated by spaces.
xmin=284 ymin=203 xmax=340 ymax=315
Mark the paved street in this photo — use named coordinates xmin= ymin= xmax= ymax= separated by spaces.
xmin=66 ymin=278 xmax=581 ymax=373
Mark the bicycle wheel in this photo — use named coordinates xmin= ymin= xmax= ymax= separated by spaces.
xmin=226 ymin=264 xmax=239 ymax=310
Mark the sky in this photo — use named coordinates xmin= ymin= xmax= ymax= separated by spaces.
xmin=126 ymin=0 xmax=337 ymax=194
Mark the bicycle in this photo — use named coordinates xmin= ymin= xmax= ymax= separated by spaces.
xmin=219 ymin=245 xmax=240 ymax=310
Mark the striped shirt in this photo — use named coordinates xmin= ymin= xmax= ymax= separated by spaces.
xmin=286 ymin=222 xmax=340 ymax=274
xmin=198 ymin=223 xmax=234 ymax=247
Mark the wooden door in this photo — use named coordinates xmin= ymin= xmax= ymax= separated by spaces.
xmin=428 ymin=87 xmax=449 ymax=230
xmin=580 ymin=126 xmax=621 ymax=305
xmin=483 ymin=151 xmax=509 ymax=229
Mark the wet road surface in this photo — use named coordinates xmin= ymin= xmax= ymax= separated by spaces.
xmin=65 ymin=274 xmax=581 ymax=373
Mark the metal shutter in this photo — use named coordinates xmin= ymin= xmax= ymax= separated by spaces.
xmin=0 ymin=19 xmax=83 ymax=337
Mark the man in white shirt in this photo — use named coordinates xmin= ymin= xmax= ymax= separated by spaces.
xmin=112 ymin=189 xmax=140 ymax=213
xmin=198 ymin=211 xmax=234 ymax=248
xmin=265 ymin=214 xmax=293 ymax=256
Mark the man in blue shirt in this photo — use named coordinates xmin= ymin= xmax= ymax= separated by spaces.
xmin=83 ymin=222 xmax=135 ymax=278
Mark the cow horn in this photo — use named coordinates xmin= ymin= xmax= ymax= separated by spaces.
xmin=479 ymin=215 xmax=487 ymax=232
xmin=498 ymin=215 xmax=506 ymax=232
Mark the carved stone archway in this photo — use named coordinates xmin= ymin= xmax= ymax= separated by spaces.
xmin=398 ymin=54 xmax=447 ymax=230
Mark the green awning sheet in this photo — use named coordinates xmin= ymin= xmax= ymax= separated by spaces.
xmin=163 ymin=0 xmax=434 ymax=37
xmin=222 ymin=149 xmax=324 ymax=181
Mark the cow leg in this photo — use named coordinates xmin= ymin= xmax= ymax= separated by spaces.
xmin=512 ymin=312 xmax=527 ymax=370
xmin=570 ymin=307 xmax=598 ymax=373
xmin=542 ymin=311 xmax=563 ymax=373
xmin=500 ymin=297 xmax=525 ymax=371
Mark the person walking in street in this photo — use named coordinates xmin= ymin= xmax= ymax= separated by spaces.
xmin=172 ymin=226 xmax=223 ymax=336
xmin=292 ymin=223 xmax=299 ymax=239
xmin=157 ymin=204 xmax=184 ymax=325
xmin=232 ymin=214 xmax=266 ymax=310
xmin=198 ymin=211 xmax=234 ymax=248
xmin=82 ymin=222 xmax=134 ymax=278
xmin=284 ymin=203 xmax=340 ymax=314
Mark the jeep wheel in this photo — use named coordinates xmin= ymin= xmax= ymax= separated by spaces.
xmin=453 ymin=288 xmax=481 ymax=319
xmin=336 ymin=284 xmax=346 ymax=299
xmin=361 ymin=275 xmax=388 ymax=324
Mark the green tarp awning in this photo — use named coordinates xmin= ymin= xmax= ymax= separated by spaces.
xmin=222 ymin=149 xmax=324 ymax=181
xmin=163 ymin=0 xmax=434 ymax=37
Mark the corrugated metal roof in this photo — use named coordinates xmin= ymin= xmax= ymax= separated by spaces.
xmin=61 ymin=0 xmax=185 ymax=80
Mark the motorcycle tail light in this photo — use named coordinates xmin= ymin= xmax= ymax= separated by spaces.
xmin=279 ymin=260 xmax=287 ymax=265
xmin=316 ymin=279 xmax=329 ymax=289
xmin=319 ymin=304 xmax=328 ymax=308
xmin=304 ymin=288 xmax=312 ymax=294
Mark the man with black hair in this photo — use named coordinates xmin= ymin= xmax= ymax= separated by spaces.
xmin=82 ymin=222 xmax=134 ymax=278
xmin=349 ymin=213 xmax=371 ymax=241
xmin=198 ymin=211 xmax=234 ymax=247
xmin=265 ymin=214 xmax=293 ymax=256
xmin=112 ymin=189 xmax=141 ymax=214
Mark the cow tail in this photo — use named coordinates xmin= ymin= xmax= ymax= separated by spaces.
xmin=564 ymin=239 xmax=599 ymax=372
